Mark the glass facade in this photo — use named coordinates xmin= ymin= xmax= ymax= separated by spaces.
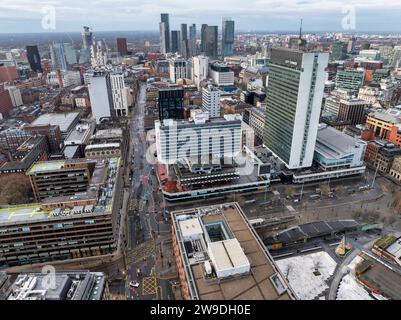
xmin=263 ymin=62 xmax=300 ymax=164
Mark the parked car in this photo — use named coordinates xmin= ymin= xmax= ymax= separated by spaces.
xmin=129 ymin=281 xmax=140 ymax=288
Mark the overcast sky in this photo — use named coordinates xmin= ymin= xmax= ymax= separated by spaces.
xmin=1 ymin=0 xmax=401 ymax=33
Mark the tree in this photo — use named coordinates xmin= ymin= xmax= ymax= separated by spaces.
xmin=0 ymin=174 xmax=33 ymax=205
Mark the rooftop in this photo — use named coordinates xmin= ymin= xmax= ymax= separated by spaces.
xmin=7 ymin=271 xmax=106 ymax=300
xmin=1 ymin=158 xmax=120 ymax=225
xmin=27 ymin=160 xmax=68 ymax=174
xmin=368 ymin=110 xmax=401 ymax=124
xmin=171 ymin=202 xmax=295 ymax=300
xmin=0 ymin=205 xmax=48 ymax=224
xmin=31 ymin=112 xmax=80 ymax=133
xmin=91 ymin=128 xmax=123 ymax=140
xmin=315 ymin=124 xmax=366 ymax=160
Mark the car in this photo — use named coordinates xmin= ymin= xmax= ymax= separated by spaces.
xmin=129 ymin=281 xmax=140 ymax=288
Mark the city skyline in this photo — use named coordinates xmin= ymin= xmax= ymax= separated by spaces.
xmin=1 ymin=0 xmax=401 ymax=33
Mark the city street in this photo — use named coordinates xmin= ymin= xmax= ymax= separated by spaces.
xmin=123 ymin=82 xmax=175 ymax=300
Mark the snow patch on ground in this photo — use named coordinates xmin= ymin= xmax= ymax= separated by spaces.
xmin=336 ymin=274 xmax=373 ymax=300
xmin=276 ymin=251 xmax=337 ymax=300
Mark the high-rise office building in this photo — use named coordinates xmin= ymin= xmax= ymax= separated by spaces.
xmin=169 ymin=58 xmax=188 ymax=83
xmin=335 ymin=69 xmax=365 ymax=94
xmin=222 ymin=17 xmax=235 ymax=57
xmin=263 ymin=48 xmax=329 ymax=169
xmin=189 ymin=24 xmax=197 ymax=56
xmin=158 ymin=88 xmax=184 ymax=121
xmin=88 ymin=71 xmax=130 ymax=122
xmin=210 ymin=62 xmax=234 ymax=86
xmin=81 ymin=26 xmax=93 ymax=49
xmin=159 ymin=13 xmax=170 ymax=54
xmin=91 ymin=41 xmax=107 ymax=68
xmin=26 ymin=45 xmax=42 ymax=73
xmin=202 ymin=85 xmax=221 ymax=118
xmin=204 ymin=26 xmax=218 ymax=58
xmin=64 ymin=43 xmax=78 ymax=65
xmin=180 ymin=24 xmax=189 ymax=58
xmin=110 ymin=73 xmax=130 ymax=116
xmin=171 ymin=30 xmax=181 ymax=53
xmin=50 ymin=43 xmax=68 ymax=71
xmin=192 ymin=55 xmax=209 ymax=88
xmin=201 ymin=24 xmax=208 ymax=52
xmin=180 ymin=24 xmax=188 ymax=41
xmin=116 ymin=37 xmax=128 ymax=56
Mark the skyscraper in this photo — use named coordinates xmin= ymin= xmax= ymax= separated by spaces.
xmin=26 ymin=45 xmax=42 ymax=73
xmin=189 ymin=24 xmax=197 ymax=56
xmin=202 ymin=85 xmax=221 ymax=118
xmin=116 ymin=37 xmax=128 ymax=56
xmin=64 ymin=43 xmax=78 ymax=65
xmin=180 ymin=24 xmax=188 ymax=41
xmin=50 ymin=43 xmax=68 ymax=71
xmin=160 ymin=13 xmax=170 ymax=54
xmin=192 ymin=55 xmax=209 ymax=89
xmin=180 ymin=24 xmax=189 ymax=57
xmin=201 ymin=24 xmax=208 ymax=52
xmin=81 ymin=26 xmax=93 ymax=49
xmin=204 ymin=26 xmax=218 ymax=58
xmin=263 ymin=48 xmax=329 ymax=169
xmin=222 ymin=17 xmax=235 ymax=57
xmin=171 ymin=30 xmax=181 ymax=53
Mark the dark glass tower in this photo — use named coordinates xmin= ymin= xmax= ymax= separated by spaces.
xmin=171 ymin=30 xmax=181 ymax=53
xmin=26 ymin=45 xmax=42 ymax=73
xmin=204 ymin=26 xmax=218 ymax=58
xmin=222 ymin=17 xmax=235 ymax=57
xmin=158 ymin=88 xmax=184 ymax=121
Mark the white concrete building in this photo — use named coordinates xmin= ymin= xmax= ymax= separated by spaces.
xmin=155 ymin=117 xmax=242 ymax=165
xmin=192 ymin=55 xmax=209 ymax=88
xmin=169 ymin=57 xmax=187 ymax=83
xmin=91 ymin=41 xmax=107 ymax=68
xmin=5 ymin=86 xmax=22 ymax=107
xmin=46 ymin=70 xmax=81 ymax=88
xmin=210 ymin=62 xmax=234 ymax=86
xmin=264 ymin=48 xmax=329 ymax=170
xmin=62 ymin=71 xmax=82 ymax=87
xmin=110 ymin=73 xmax=130 ymax=116
xmin=202 ymin=85 xmax=221 ymax=118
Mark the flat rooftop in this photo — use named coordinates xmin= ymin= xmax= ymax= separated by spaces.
xmin=172 ymin=202 xmax=295 ymax=300
xmin=0 ymin=205 xmax=48 ymax=224
xmin=27 ymin=160 xmax=66 ymax=174
xmin=358 ymin=254 xmax=401 ymax=300
xmin=7 ymin=271 xmax=106 ymax=300
xmin=316 ymin=124 xmax=366 ymax=159
xmin=31 ymin=112 xmax=80 ymax=132
xmin=91 ymin=128 xmax=123 ymax=140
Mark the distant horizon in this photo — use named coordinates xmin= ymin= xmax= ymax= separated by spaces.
xmin=1 ymin=1 xmax=401 ymax=34
xmin=1 ymin=29 xmax=401 ymax=35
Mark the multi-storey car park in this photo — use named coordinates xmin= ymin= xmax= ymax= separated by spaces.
xmin=0 ymin=158 xmax=122 ymax=267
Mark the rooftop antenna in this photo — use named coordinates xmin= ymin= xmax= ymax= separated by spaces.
xmin=299 ymin=18 xmax=303 ymax=39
